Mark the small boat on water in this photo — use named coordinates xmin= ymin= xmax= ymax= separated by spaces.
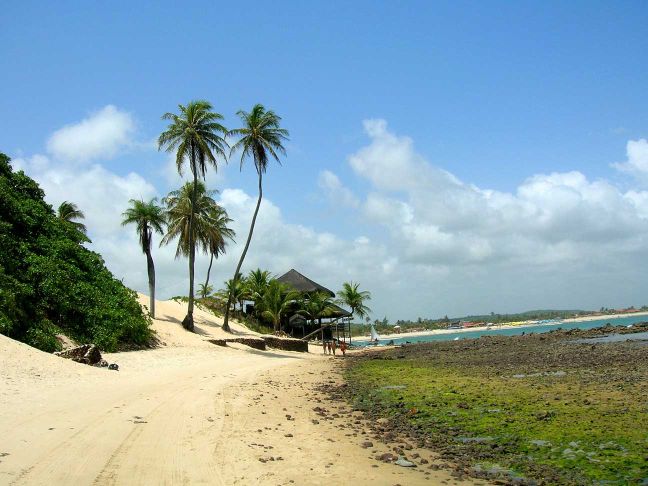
xmin=368 ymin=324 xmax=381 ymax=345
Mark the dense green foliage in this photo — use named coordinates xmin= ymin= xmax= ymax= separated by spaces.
xmin=0 ymin=154 xmax=152 ymax=352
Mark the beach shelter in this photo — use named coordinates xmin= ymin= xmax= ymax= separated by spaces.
xmin=276 ymin=269 xmax=352 ymax=341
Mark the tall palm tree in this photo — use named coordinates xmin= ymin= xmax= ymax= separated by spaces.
xmin=121 ymin=198 xmax=166 ymax=318
xmin=261 ymin=280 xmax=298 ymax=332
xmin=57 ymin=201 xmax=87 ymax=235
xmin=161 ymin=181 xmax=219 ymax=255
xmin=223 ymin=104 xmax=289 ymax=332
xmin=161 ymin=181 xmax=227 ymax=331
xmin=337 ymin=281 xmax=372 ymax=322
xmin=158 ymin=102 xmax=228 ymax=332
xmin=203 ymin=205 xmax=235 ymax=292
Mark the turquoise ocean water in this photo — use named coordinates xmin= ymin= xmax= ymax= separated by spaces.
xmin=353 ymin=314 xmax=648 ymax=347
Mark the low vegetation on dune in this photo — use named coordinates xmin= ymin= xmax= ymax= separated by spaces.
xmin=343 ymin=325 xmax=648 ymax=485
xmin=0 ymin=153 xmax=152 ymax=352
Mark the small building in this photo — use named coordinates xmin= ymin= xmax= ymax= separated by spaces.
xmin=276 ymin=269 xmax=353 ymax=342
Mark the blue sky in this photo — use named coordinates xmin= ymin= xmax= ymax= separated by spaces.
xmin=3 ymin=1 xmax=648 ymax=320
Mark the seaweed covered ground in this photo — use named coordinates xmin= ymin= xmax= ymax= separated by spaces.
xmin=338 ymin=324 xmax=648 ymax=485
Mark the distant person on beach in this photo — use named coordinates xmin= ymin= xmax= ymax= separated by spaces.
xmin=327 ymin=341 xmax=332 ymax=354
xmin=340 ymin=341 xmax=347 ymax=356
xmin=331 ymin=340 xmax=337 ymax=356
xmin=323 ymin=340 xmax=327 ymax=354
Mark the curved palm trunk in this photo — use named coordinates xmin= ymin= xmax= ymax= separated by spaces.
xmin=204 ymin=252 xmax=214 ymax=291
xmin=145 ymin=248 xmax=156 ymax=319
xmin=182 ymin=162 xmax=198 ymax=332
xmin=223 ymin=171 xmax=263 ymax=332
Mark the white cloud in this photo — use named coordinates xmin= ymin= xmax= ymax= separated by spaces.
xmin=347 ymin=120 xmax=648 ymax=268
xmin=13 ymin=154 xmax=157 ymax=238
xmin=13 ymin=111 xmax=648 ymax=322
xmin=317 ymin=170 xmax=359 ymax=207
xmin=612 ymin=139 xmax=648 ymax=179
xmin=46 ymin=105 xmax=136 ymax=163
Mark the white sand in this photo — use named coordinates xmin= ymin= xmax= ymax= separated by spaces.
xmin=0 ymin=295 xmax=466 ymax=485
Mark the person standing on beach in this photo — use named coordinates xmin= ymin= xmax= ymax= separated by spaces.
xmin=323 ymin=340 xmax=328 ymax=354
xmin=331 ymin=340 xmax=337 ymax=356
xmin=340 ymin=341 xmax=347 ymax=356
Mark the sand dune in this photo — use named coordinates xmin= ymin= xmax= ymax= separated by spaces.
xmin=0 ymin=296 xmax=464 ymax=485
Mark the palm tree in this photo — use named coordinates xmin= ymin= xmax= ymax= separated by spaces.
xmin=161 ymin=181 xmax=220 ymax=256
xmin=198 ymin=283 xmax=214 ymax=299
xmin=57 ymin=201 xmax=87 ymax=235
xmin=121 ymin=198 xmax=166 ymax=318
xmin=161 ymin=181 xmax=230 ymax=331
xmin=223 ymin=104 xmax=289 ymax=332
xmin=299 ymin=291 xmax=337 ymax=329
xmin=244 ymin=269 xmax=273 ymax=317
xmin=222 ymin=276 xmax=245 ymax=314
xmin=158 ymin=100 xmax=228 ymax=332
xmin=337 ymin=281 xmax=372 ymax=322
xmin=261 ymin=280 xmax=298 ymax=332
xmin=203 ymin=205 xmax=235 ymax=292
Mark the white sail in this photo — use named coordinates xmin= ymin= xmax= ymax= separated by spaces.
xmin=370 ymin=324 xmax=380 ymax=341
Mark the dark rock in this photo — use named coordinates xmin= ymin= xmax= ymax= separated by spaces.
xmin=377 ymin=452 xmax=398 ymax=463
xmin=108 ymin=363 xmax=119 ymax=371
xmin=208 ymin=338 xmax=266 ymax=351
xmin=262 ymin=336 xmax=308 ymax=352
xmin=54 ymin=344 xmax=102 ymax=365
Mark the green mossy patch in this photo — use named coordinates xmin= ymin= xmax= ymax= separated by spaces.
xmin=344 ymin=328 xmax=648 ymax=484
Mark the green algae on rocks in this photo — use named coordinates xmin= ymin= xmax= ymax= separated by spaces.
xmin=343 ymin=325 xmax=648 ymax=485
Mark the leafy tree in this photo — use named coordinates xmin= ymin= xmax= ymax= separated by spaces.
xmin=161 ymin=182 xmax=233 ymax=321
xmin=222 ymin=276 xmax=245 ymax=314
xmin=244 ymin=268 xmax=273 ymax=317
xmin=57 ymin=200 xmax=88 ymax=237
xmin=0 ymin=153 xmax=151 ymax=351
xmin=261 ymin=280 xmax=298 ymax=332
xmin=158 ymin=100 xmax=228 ymax=332
xmin=223 ymin=104 xmax=289 ymax=332
xmin=121 ymin=198 xmax=166 ymax=318
xmin=203 ymin=204 xmax=235 ymax=291
xmin=298 ymin=291 xmax=337 ymax=328
xmin=198 ymin=283 xmax=214 ymax=299
xmin=337 ymin=281 xmax=372 ymax=322
xmin=161 ymin=181 xmax=220 ymax=257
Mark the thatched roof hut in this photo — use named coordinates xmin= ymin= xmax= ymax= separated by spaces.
xmin=276 ymin=269 xmax=353 ymax=342
xmin=276 ymin=269 xmax=335 ymax=297
xmin=326 ymin=303 xmax=352 ymax=319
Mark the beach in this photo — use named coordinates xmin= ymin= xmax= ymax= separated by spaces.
xmin=0 ymin=296 xmax=469 ymax=485
xmin=369 ymin=311 xmax=648 ymax=341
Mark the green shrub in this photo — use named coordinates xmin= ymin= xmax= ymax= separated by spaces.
xmin=0 ymin=153 xmax=152 ymax=351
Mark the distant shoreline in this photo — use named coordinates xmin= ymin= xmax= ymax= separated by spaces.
xmin=357 ymin=311 xmax=648 ymax=342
